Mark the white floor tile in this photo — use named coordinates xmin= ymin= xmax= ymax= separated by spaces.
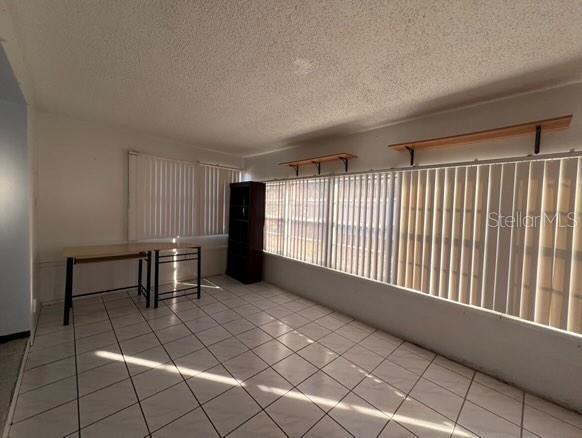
xmin=343 ymin=344 xmax=384 ymax=372
xmin=204 ymin=386 xmax=261 ymax=436
xmin=322 ymin=356 xmax=369 ymax=389
xmin=304 ymin=415 xmax=352 ymax=437
xmin=197 ymin=325 xmax=232 ymax=346
xmin=9 ymin=400 xmax=78 ymax=438
xmin=393 ymin=396 xmax=455 ymax=437
xmin=296 ymin=322 xmax=332 ymax=341
xmin=252 ymin=339 xmax=293 ymax=365
xmin=152 ymin=408 xmax=218 ymax=437
xmin=78 ymin=361 xmax=129 ymax=396
xmin=353 ymin=374 xmax=405 ymax=417
xmin=13 ymin=375 xmax=77 ymax=422
xmin=409 ymin=378 xmax=464 ymax=421
xmin=266 ymin=389 xmax=325 ymax=437
xmin=79 ymin=379 xmax=137 ymax=427
xmin=131 ymin=363 xmax=183 ymax=400
xmin=208 ymin=337 xmax=249 ymax=362
xmin=298 ymin=342 xmax=339 ymax=368
xmin=330 ymin=392 xmax=389 ymax=437
xmin=298 ymin=371 xmax=350 ymax=412
xmin=372 ymin=359 xmax=419 ymax=393
xmin=319 ymin=333 xmax=356 ymax=355
xmin=223 ymin=350 xmax=269 ymax=382
xmin=141 ymin=382 xmax=198 ymax=431
xmin=19 ymin=356 xmax=76 ymax=393
xmin=422 ymin=362 xmax=471 ymax=397
xmin=236 ymin=327 xmax=273 ymax=349
xmin=272 ymin=353 xmax=318 ymax=385
xmin=467 ymin=381 xmax=523 ymax=425
xmin=523 ymin=403 xmax=582 ymax=438
xmin=243 ymin=368 xmax=293 ymax=408
xmin=379 ymin=420 xmax=417 ymax=437
xmin=458 ymin=400 xmax=521 ymax=437
xmin=79 ymin=403 xmax=148 ymax=438
xmin=277 ymin=330 xmax=314 ymax=351
xmin=186 ymin=364 xmax=241 ymax=404
xmin=173 ymin=347 xmax=219 ymax=377
xmin=228 ymin=411 xmax=286 ymax=437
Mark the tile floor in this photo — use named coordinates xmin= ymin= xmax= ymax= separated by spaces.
xmin=1 ymin=337 xmax=28 ymax=432
xmin=7 ymin=276 xmax=582 ymax=437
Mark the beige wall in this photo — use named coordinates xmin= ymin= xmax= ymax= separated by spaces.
xmin=245 ymin=83 xmax=582 ymax=180
xmin=34 ymin=111 xmax=243 ymax=303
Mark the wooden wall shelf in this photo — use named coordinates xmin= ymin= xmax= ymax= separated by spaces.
xmin=389 ymin=115 xmax=573 ymax=165
xmin=279 ymin=153 xmax=357 ymax=176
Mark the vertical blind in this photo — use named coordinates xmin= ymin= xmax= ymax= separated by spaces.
xmin=265 ymin=156 xmax=582 ymax=334
xmin=129 ymin=153 xmax=240 ymax=240
xmin=199 ymin=164 xmax=240 ymax=236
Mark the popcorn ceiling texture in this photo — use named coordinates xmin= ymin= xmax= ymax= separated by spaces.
xmin=5 ymin=0 xmax=582 ymax=154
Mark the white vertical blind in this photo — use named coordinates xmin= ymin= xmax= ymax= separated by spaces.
xmin=128 ymin=153 xmax=240 ymax=240
xmin=264 ymin=156 xmax=582 ymax=334
xmin=199 ymin=164 xmax=240 ymax=235
xmin=265 ymin=178 xmax=329 ymax=265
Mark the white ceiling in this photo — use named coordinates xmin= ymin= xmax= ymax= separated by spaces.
xmin=5 ymin=0 xmax=582 ymax=155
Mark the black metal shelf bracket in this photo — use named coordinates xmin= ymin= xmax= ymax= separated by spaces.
xmin=339 ymin=157 xmax=349 ymax=172
xmin=313 ymin=161 xmax=321 ymax=175
xmin=405 ymin=146 xmax=415 ymax=166
xmin=534 ymin=125 xmax=542 ymax=154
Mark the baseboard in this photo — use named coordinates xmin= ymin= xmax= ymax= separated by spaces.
xmin=0 ymin=331 xmax=30 ymax=344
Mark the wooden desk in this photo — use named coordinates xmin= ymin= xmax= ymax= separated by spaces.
xmin=63 ymin=242 xmax=202 ymax=325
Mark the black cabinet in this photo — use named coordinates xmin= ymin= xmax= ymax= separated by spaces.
xmin=226 ymin=182 xmax=265 ymax=284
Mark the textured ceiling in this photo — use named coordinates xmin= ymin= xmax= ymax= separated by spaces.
xmin=4 ymin=0 xmax=582 ymax=155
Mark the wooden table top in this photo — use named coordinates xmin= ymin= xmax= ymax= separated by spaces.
xmin=63 ymin=241 xmax=201 ymax=259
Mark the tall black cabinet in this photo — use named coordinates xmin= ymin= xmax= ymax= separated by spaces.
xmin=226 ymin=182 xmax=265 ymax=284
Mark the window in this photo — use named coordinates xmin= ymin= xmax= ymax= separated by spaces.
xmin=265 ymin=156 xmax=582 ymax=334
xmin=128 ymin=152 xmax=240 ymax=240
xmin=265 ymin=178 xmax=329 ymax=265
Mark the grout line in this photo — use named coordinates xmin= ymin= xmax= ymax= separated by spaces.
xmin=451 ymin=369 xmax=477 ymax=437
xmin=1 ymin=329 xmax=33 ymax=438
xmin=161 ymin=288 xmax=293 ymax=437
xmin=71 ymin=303 xmax=82 ymax=437
xmin=191 ymin=282 xmax=390 ymax=436
xmin=21 ymin=277 xmax=580 ymax=437
xmin=100 ymin=295 xmax=152 ymax=436
xmin=520 ymin=391 xmax=525 ymax=438
xmin=374 ymin=350 xmax=437 ymax=437
xmin=127 ymin=291 xmax=224 ymax=437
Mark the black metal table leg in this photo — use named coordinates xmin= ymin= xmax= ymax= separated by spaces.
xmin=138 ymin=258 xmax=143 ymax=296
xmin=146 ymin=251 xmax=151 ymax=308
xmin=63 ymin=257 xmax=74 ymax=325
xmin=197 ymin=248 xmax=201 ymax=300
xmin=154 ymin=250 xmax=160 ymax=308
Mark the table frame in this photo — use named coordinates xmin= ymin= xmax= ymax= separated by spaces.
xmin=63 ymin=251 xmax=151 ymax=325
xmin=62 ymin=243 xmax=203 ymax=325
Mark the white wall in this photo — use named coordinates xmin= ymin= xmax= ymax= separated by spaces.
xmin=245 ymin=83 xmax=582 ymax=412
xmin=34 ymin=110 xmax=243 ymax=303
xmin=0 ymin=47 xmax=31 ymax=337
xmin=245 ymin=83 xmax=582 ymax=180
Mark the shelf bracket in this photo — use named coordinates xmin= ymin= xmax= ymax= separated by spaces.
xmin=534 ymin=125 xmax=541 ymax=154
xmin=313 ymin=161 xmax=321 ymax=175
xmin=339 ymin=157 xmax=349 ymax=172
xmin=405 ymin=146 xmax=415 ymax=166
